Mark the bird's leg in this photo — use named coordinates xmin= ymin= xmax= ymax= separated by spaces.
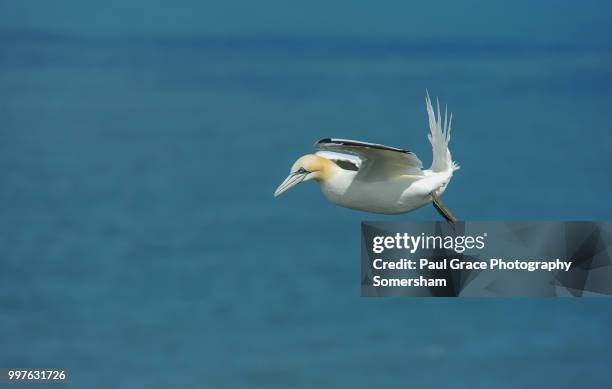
xmin=431 ymin=192 xmax=458 ymax=230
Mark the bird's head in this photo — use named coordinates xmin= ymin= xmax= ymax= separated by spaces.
xmin=274 ymin=154 xmax=332 ymax=197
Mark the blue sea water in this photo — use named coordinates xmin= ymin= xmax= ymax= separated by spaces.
xmin=1 ymin=1 xmax=611 ymax=387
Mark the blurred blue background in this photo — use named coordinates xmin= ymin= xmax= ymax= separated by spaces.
xmin=1 ymin=1 xmax=611 ymax=387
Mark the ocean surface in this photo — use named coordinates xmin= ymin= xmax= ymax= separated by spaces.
xmin=1 ymin=1 xmax=611 ymax=387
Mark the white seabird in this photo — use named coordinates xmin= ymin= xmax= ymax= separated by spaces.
xmin=274 ymin=93 xmax=460 ymax=228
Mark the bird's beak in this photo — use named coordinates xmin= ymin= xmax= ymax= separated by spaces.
xmin=274 ymin=172 xmax=307 ymax=197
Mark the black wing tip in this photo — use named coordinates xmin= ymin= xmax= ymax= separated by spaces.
xmin=315 ymin=138 xmax=411 ymax=154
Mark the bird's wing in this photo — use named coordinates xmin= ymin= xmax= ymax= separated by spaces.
xmin=315 ymin=138 xmax=423 ymax=181
xmin=315 ymin=151 xmax=361 ymax=171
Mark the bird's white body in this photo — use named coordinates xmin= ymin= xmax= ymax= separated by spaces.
xmin=274 ymin=93 xmax=459 ymax=222
xmin=320 ymin=168 xmax=452 ymax=214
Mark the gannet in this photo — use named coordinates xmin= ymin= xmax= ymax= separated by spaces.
xmin=274 ymin=93 xmax=460 ymax=228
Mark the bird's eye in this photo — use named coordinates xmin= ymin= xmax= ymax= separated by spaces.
xmin=296 ymin=167 xmax=308 ymax=174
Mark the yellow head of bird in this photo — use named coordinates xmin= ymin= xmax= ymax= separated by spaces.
xmin=274 ymin=154 xmax=332 ymax=197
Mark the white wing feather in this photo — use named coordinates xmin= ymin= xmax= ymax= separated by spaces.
xmin=315 ymin=138 xmax=423 ymax=181
xmin=315 ymin=151 xmax=362 ymax=168
xmin=426 ymin=92 xmax=459 ymax=173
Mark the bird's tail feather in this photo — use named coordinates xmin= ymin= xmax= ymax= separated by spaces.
xmin=426 ymin=91 xmax=459 ymax=173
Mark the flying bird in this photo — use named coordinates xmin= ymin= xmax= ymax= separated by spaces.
xmin=274 ymin=93 xmax=460 ymax=228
